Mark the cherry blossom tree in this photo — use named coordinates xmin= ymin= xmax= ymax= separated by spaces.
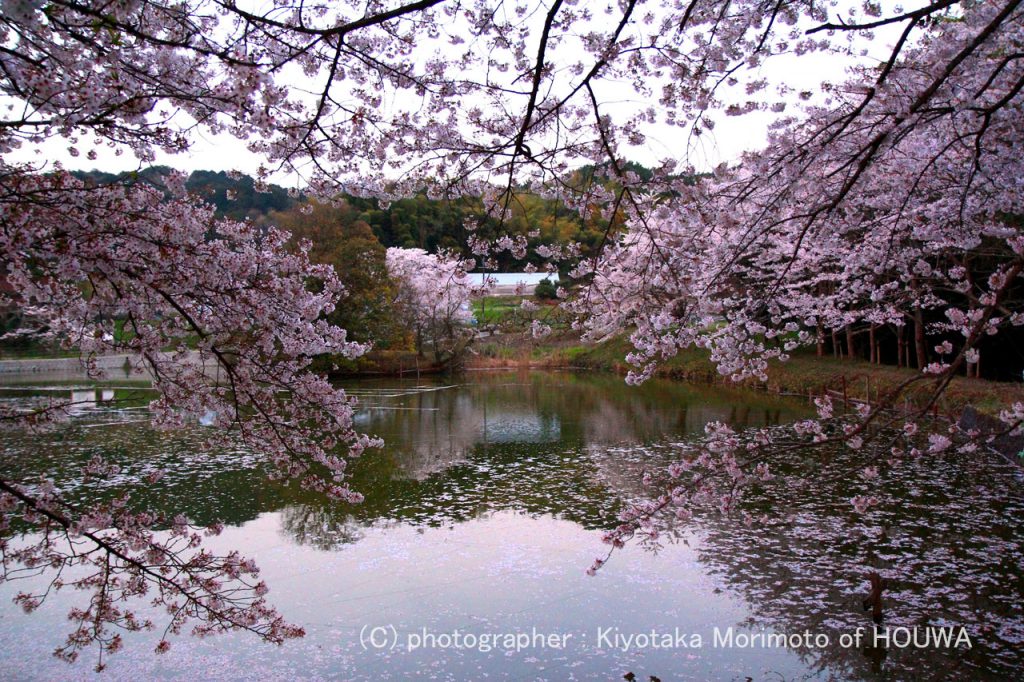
xmin=385 ymin=246 xmax=477 ymax=362
xmin=2 ymin=0 xmax=1024 ymax=666
xmin=0 ymin=171 xmax=379 ymax=667
xmin=571 ymin=0 xmax=1024 ymax=568
xmin=580 ymin=1 xmax=1024 ymax=385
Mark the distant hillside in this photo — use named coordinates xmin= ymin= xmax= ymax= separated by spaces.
xmin=72 ymin=167 xmax=297 ymax=221
xmin=69 ymin=162 xmax=692 ymax=271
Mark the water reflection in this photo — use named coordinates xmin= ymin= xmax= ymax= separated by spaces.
xmin=347 ymin=373 xmax=799 ymax=481
xmin=579 ymin=436 xmax=1024 ymax=680
xmin=0 ymin=370 xmax=1021 ymax=680
xmin=695 ymin=443 xmax=1024 ymax=680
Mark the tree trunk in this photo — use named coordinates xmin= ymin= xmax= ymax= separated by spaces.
xmin=914 ymin=308 xmax=927 ymax=369
xmin=897 ymin=325 xmax=905 ymax=368
xmin=846 ymin=325 xmax=856 ymax=360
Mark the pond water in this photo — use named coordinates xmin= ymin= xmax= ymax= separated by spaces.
xmin=0 ymin=370 xmax=1022 ymax=681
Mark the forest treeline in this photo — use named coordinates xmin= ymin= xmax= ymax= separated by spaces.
xmin=72 ymin=165 xmax=647 ymax=270
xmin=62 ymin=167 xmax=1024 ymax=381
xmin=68 ymin=165 xmax=636 ymax=353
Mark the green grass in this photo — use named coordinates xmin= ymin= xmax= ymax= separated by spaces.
xmin=470 ymin=296 xmax=571 ymax=334
xmin=0 ymin=347 xmax=82 ymax=360
xmin=472 ymin=297 xmax=521 ymax=326
xmin=310 ymin=349 xmax=444 ymax=376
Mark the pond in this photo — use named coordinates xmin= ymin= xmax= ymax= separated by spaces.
xmin=0 ymin=370 xmax=1022 ymax=680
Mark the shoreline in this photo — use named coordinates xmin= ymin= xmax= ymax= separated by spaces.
xmin=470 ymin=334 xmax=1024 ymax=419
xmin=469 ymin=337 xmax=1024 ymax=463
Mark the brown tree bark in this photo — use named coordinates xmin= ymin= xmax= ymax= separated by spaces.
xmin=896 ymin=325 xmax=905 ymax=368
xmin=914 ymin=308 xmax=927 ymax=370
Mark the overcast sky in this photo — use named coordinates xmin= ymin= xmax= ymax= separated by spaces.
xmin=5 ymin=5 xmax=909 ymax=189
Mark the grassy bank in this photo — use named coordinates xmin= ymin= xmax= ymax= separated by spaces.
xmin=310 ymin=349 xmax=448 ymax=377
xmin=471 ymin=333 xmax=1024 ymax=418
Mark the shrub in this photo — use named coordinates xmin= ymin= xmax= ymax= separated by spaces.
xmin=534 ymin=278 xmax=558 ymax=300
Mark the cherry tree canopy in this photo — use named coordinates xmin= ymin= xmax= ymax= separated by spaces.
xmin=579 ymin=1 xmax=1024 ymax=385
xmin=2 ymin=0 xmax=1023 ymax=667
xmin=386 ymin=248 xmax=474 ymax=320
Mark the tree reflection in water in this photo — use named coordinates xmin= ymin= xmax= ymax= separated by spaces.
xmin=1 ymin=371 xmax=1021 ymax=679
xmin=585 ymin=432 xmax=1024 ymax=679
